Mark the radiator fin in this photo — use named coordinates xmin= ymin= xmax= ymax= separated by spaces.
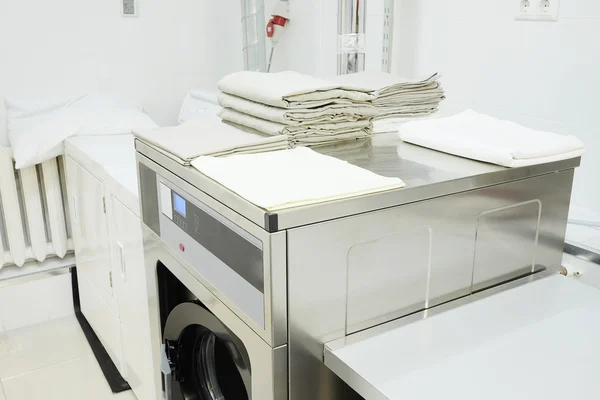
xmin=0 ymin=148 xmax=73 ymax=269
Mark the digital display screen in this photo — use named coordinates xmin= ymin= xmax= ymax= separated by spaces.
xmin=173 ymin=193 xmax=186 ymax=217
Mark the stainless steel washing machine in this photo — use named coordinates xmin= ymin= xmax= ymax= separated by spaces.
xmin=137 ymin=134 xmax=580 ymax=400
xmin=138 ymin=160 xmax=287 ymax=400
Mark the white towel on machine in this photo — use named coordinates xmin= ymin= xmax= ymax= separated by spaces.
xmin=218 ymin=108 xmax=371 ymax=145
xmin=330 ymin=71 xmax=441 ymax=96
xmin=191 ymin=147 xmax=405 ymax=211
xmin=218 ymin=92 xmax=378 ymax=125
xmin=133 ymin=120 xmax=289 ymax=165
xmin=398 ymin=110 xmax=585 ymax=168
xmin=329 ymin=71 xmax=445 ymax=133
xmin=218 ymin=71 xmax=376 ymax=108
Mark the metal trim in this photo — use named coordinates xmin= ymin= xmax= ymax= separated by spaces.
xmin=138 ymin=153 xmax=286 ymax=347
xmin=564 ymin=242 xmax=600 ymax=266
xmin=326 ymin=268 xmax=554 ymax=353
xmin=136 ymin=138 xmax=581 ymax=232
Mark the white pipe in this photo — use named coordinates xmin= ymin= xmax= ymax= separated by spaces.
xmin=240 ymin=0 xmax=267 ymax=72
xmin=338 ymin=0 xmax=366 ymax=75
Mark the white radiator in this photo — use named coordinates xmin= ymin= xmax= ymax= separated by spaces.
xmin=0 ymin=147 xmax=74 ymax=268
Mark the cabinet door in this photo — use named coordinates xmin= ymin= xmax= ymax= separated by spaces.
xmin=66 ymin=156 xmax=114 ymax=303
xmin=110 ymin=196 xmax=155 ymax=397
xmin=110 ymin=195 xmax=151 ymax=347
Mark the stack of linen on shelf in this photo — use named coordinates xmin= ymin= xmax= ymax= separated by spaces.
xmin=330 ymin=71 xmax=445 ymax=134
xmin=217 ymin=71 xmax=379 ymax=147
xmin=133 ymin=119 xmax=289 ymax=165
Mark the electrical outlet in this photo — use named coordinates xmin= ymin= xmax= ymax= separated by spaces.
xmin=516 ymin=0 xmax=560 ymax=21
xmin=516 ymin=0 xmax=535 ymax=20
xmin=537 ymin=0 xmax=560 ymax=21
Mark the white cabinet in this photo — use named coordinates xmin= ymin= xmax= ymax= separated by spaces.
xmin=65 ymin=146 xmax=157 ymax=399
xmin=66 ymin=156 xmax=123 ymax=373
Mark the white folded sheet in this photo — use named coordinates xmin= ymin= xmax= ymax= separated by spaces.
xmin=133 ymin=120 xmax=288 ymax=165
xmin=328 ymin=71 xmax=445 ymax=123
xmin=398 ymin=110 xmax=585 ymax=168
xmin=218 ymin=71 xmax=375 ymax=108
xmin=218 ymin=92 xmax=378 ymax=125
xmin=191 ymin=147 xmax=405 ymax=211
xmin=329 ymin=71 xmax=440 ymax=94
xmin=218 ymin=108 xmax=372 ymax=139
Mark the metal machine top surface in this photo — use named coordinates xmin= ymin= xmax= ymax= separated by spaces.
xmin=324 ymin=274 xmax=600 ymax=400
xmin=135 ymin=133 xmax=580 ymax=232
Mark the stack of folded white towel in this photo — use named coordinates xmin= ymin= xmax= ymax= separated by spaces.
xmin=399 ymin=110 xmax=585 ymax=168
xmin=133 ymin=119 xmax=289 ymax=165
xmin=330 ymin=71 xmax=445 ymax=134
xmin=217 ymin=71 xmax=379 ymax=147
xmin=191 ymin=146 xmax=405 ymax=211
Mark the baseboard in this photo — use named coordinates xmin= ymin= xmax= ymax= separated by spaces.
xmin=564 ymin=242 xmax=600 ymax=266
xmin=71 ymin=267 xmax=131 ymax=394
xmin=0 ymin=268 xmax=74 ymax=332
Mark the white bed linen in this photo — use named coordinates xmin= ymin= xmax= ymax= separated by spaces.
xmin=191 ymin=147 xmax=405 ymax=211
xmin=398 ymin=110 xmax=585 ymax=168
xmin=218 ymin=92 xmax=377 ymax=125
xmin=133 ymin=120 xmax=289 ymax=165
xmin=218 ymin=71 xmax=375 ymax=108
xmin=6 ymin=93 xmax=157 ymax=169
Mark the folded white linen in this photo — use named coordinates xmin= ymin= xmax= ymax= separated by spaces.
xmin=218 ymin=108 xmax=372 ymax=137
xmin=376 ymin=107 xmax=439 ymax=119
xmin=218 ymin=71 xmax=375 ymax=109
xmin=191 ymin=147 xmax=405 ymax=211
xmin=146 ymin=141 xmax=288 ymax=165
xmin=133 ymin=120 xmax=288 ymax=165
xmin=6 ymin=93 xmax=157 ymax=169
xmin=398 ymin=110 xmax=585 ymax=168
xmin=217 ymin=92 xmax=378 ymax=125
xmin=292 ymin=132 xmax=371 ymax=145
xmin=329 ymin=71 xmax=440 ymax=94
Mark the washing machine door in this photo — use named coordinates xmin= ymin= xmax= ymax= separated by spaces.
xmin=163 ymin=302 xmax=251 ymax=400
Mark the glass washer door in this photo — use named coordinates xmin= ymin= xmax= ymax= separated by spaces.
xmin=164 ymin=303 xmax=251 ymax=400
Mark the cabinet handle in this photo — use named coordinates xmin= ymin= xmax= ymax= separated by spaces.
xmin=117 ymin=241 xmax=126 ymax=281
xmin=72 ymin=195 xmax=79 ymax=223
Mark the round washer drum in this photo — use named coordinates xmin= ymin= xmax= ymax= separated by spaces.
xmin=163 ymin=302 xmax=252 ymax=400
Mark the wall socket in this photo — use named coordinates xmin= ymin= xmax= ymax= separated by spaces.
xmin=516 ymin=0 xmax=559 ymax=21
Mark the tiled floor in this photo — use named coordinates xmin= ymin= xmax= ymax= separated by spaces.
xmin=0 ymin=316 xmax=136 ymax=400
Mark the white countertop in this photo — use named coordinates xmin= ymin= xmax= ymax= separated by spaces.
xmin=327 ymin=274 xmax=600 ymax=400
xmin=65 ymin=134 xmax=140 ymax=216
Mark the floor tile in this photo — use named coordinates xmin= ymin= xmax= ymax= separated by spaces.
xmin=1 ymin=354 xmax=135 ymax=400
xmin=0 ymin=316 xmax=91 ymax=379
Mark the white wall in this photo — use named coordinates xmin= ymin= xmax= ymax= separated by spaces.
xmin=393 ymin=0 xmax=600 ymax=219
xmin=268 ymin=0 xmax=387 ymax=77
xmin=0 ymin=0 xmax=244 ymax=146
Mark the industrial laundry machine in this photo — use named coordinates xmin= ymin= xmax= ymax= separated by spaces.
xmin=136 ymin=133 xmax=590 ymax=400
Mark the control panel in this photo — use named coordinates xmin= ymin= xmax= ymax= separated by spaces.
xmin=156 ymin=181 xmax=266 ymax=327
